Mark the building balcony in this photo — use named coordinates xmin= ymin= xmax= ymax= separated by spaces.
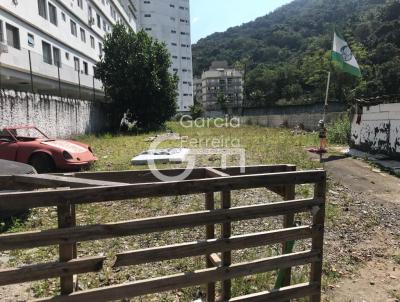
xmin=0 ymin=45 xmax=104 ymax=101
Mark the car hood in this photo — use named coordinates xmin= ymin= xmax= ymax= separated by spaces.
xmin=41 ymin=140 xmax=88 ymax=154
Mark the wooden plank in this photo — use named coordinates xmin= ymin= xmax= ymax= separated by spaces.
xmin=114 ymin=226 xmax=314 ymax=267
xmin=208 ymin=253 xmax=222 ymax=267
xmin=221 ymin=190 xmax=232 ymax=300
xmin=58 ymin=204 xmax=76 ymax=295
xmin=310 ymin=179 xmax=326 ymax=302
xmin=0 ymin=170 xmax=326 ymax=211
xmin=0 ymin=198 xmax=322 ymax=251
xmin=0 ymin=256 xmax=105 ymax=286
xmin=281 ymin=165 xmax=297 ymax=292
xmin=13 ymin=174 xmax=128 ymax=188
xmin=35 ymin=250 xmax=321 ymax=302
xmin=62 ymin=168 xmax=208 ymax=184
xmin=205 ymin=192 xmax=216 ymax=302
xmin=229 ymin=282 xmax=320 ymax=302
xmin=205 ymin=167 xmax=230 ymax=178
xmin=66 ymin=165 xmax=290 ymax=184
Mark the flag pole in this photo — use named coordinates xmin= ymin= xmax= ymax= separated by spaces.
xmin=323 ymin=71 xmax=331 ymax=121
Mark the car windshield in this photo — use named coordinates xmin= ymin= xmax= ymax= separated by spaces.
xmin=0 ymin=128 xmax=48 ymax=141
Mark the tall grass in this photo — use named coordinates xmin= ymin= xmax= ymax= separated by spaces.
xmin=328 ymin=114 xmax=351 ymax=145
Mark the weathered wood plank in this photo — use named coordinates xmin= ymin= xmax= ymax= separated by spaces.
xmin=0 ymin=256 xmax=105 ymax=286
xmin=66 ymin=165 xmax=290 ymax=184
xmin=205 ymin=167 xmax=230 ymax=178
xmin=0 ymin=198 xmax=321 ymax=251
xmin=0 ymin=170 xmax=326 ymax=210
xmin=35 ymin=250 xmax=320 ymax=302
xmin=13 ymin=174 xmax=128 ymax=188
xmin=114 ymin=226 xmax=314 ymax=267
xmin=229 ymin=282 xmax=320 ymax=302
xmin=310 ymin=179 xmax=326 ymax=302
xmin=58 ymin=204 xmax=76 ymax=295
xmin=205 ymin=192 xmax=216 ymax=302
xmin=221 ymin=190 xmax=232 ymax=300
xmin=60 ymin=168 xmax=208 ymax=184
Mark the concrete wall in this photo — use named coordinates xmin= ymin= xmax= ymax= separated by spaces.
xmin=0 ymin=89 xmax=107 ymax=138
xmin=206 ymin=102 xmax=347 ymax=130
xmin=239 ymin=112 xmax=344 ymax=131
xmin=351 ymin=103 xmax=400 ymax=158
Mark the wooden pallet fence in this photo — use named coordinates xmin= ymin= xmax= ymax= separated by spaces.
xmin=0 ymin=165 xmax=326 ymax=302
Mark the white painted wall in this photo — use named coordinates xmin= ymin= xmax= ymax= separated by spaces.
xmin=0 ymin=89 xmax=107 ymax=137
xmin=351 ymin=102 xmax=400 ymax=156
xmin=135 ymin=0 xmax=193 ymax=111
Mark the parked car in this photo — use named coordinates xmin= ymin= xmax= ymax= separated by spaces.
xmin=0 ymin=159 xmax=37 ymax=219
xmin=0 ymin=126 xmax=97 ymax=173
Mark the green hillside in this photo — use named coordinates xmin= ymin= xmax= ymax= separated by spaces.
xmin=192 ymin=0 xmax=400 ymax=106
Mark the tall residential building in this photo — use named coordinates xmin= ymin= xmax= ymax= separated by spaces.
xmin=0 ymin=0 xmax=138 ymax=100
xmin=134 ymin=0 xmax=193 ymax=112
xmin=201 ymin=61 xmax=244 ymax=109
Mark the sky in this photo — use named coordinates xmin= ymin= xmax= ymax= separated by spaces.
xmin=190 ymin=0 xmax=294 ymax=44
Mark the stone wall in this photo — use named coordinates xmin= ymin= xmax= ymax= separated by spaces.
xmin=351 ymin=102 xmax=400 ymax=158
xmin=0 ymin=89 xmax=107 ymax=138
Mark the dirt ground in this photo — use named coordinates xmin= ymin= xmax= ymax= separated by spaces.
xmin=319 ymin=154 xmax=400 ymax=302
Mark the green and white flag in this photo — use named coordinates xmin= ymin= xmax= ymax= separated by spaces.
xmin=332 ymin=31 xmax=362 ymax=77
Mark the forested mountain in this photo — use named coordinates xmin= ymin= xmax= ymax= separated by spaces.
xmin=192 ymin=0 xmax=400 ymax=106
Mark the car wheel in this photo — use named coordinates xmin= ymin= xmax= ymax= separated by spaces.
xmin=29 ymin=153 xmax=55 ymax=174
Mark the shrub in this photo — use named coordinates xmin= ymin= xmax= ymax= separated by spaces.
xmin=328 ymin=114 xmax=351 ymax=145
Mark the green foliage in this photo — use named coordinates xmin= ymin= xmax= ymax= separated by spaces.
xmin=189 ymin=100 xmax=204 ymax=119
xmin=95 ymin=24 xmax=177 ymax=130
xmin=193 ymin=0 xmax=400 ymax=106
xmin=328 ymin=115 xmax=351 ymax=145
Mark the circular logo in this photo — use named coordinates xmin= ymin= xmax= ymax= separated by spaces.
xmin=340 ymin=45 xmax=353 ymax=62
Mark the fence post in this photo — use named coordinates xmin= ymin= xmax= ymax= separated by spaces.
xmin=28 ymin=50 xmax=34 ymax=93
xmin=57 ymin=203 xmax=77 ymax=295
xmin=221 ymin=190 xmax=232 ymax=301
xmin=310 ymin=174 xmax=326 ymax=302
xmin=205 ymin=192 xmax=215 ymax=302
xmin=280 ymin=165 xmax=296 ymax=291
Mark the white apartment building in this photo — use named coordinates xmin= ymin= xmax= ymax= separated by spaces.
xmin=0 ymin=0 xmax=137 ymax=100
xmin=135 ymin=0 xmax=193 ymax=112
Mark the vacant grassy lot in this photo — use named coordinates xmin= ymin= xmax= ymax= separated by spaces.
xmin=4 ymin=122 xmax=341 ymax=301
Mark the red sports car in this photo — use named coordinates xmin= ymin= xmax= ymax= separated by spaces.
xmin=0 ymin=126 xmax=97 ymax=173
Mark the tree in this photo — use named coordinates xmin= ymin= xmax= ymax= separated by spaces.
xmin=95 ymin=24 xmax=178 ymax=130
xmin=189 ymin=100 xmax=204 ymax=119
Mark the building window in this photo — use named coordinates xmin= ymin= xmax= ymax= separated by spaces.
xmin=42 ymin=41 xmax=52 ymax=64
xmin=97 ymin=14 xmax=101 ymax=28
xmin=83 ymin=61 xmax=88 ymax=75
xmin=27 ymin=33 xmax=34 ymax=47
xmin=90 ymin=36 xmax=95 ymax=48
xmin=48 ymin=2 xmax=57 ymax=26
xmin=6 ymin=23 xmax=20 ymax=49
xmin=74 ymin=57 xmax=80 ymax=71
xmin=98 ymin=42 xmax=103 ymax=56
xmin=38 ymin=0 xmax=47 ymax=19
xmin=144 ymin=14 xmax=151 ymax=17
xmin=65 ymin=52 xmax=70 ymax=60
xmin=70 ymin=20 xmax=77 ymax=36
xmin=77 ymin=0 xmax=83 ymax=9
xmin=103 ymin=20 xmax=107 ymax=31
xmin=0 ymin=20 xmax=4 ymax=42
xmin=53 ymin=46 xmax=61 ymax=67
xmin=80 ymin=28 xmax=86 ymax=42
xmin=61 ymin=12 xmax=66 ymax=22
